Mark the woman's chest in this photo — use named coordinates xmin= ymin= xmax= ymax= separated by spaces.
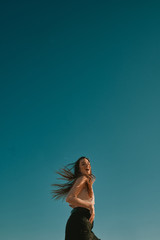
xmin=77 ymin=186 xmax=93 ymax=200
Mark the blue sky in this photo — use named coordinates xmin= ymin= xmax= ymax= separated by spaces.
xmin=0 ymin=1 xmax=160 ymax=240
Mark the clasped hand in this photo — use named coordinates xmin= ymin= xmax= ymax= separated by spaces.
xmin=89 ymin=204 xmax=95 ymax=223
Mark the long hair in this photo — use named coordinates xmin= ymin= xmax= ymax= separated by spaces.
xmin=51 ymin=156 xmax=95 ymax=200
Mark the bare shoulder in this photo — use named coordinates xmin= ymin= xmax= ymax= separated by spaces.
xmin=66 ymin=175 xmax=87 ymax=201
xmin=76 ymin=175 xmax=88 ymax=183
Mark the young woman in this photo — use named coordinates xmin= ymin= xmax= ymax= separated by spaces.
xmin=52 ymin=156 xmax=100 ymax=240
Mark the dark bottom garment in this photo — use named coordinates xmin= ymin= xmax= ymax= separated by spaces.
xmin=65 ymin=207 xmax=100 ymax=240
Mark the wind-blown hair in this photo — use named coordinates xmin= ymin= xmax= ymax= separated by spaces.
xmin=51 ymin=156 xmax=95 ymax=200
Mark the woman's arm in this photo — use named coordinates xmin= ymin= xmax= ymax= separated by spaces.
xmin=66 ymin=176 xmax=92 ymax=209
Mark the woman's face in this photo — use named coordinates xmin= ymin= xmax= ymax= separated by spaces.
xmin=79 ymin=158 xmax=91 ymax=175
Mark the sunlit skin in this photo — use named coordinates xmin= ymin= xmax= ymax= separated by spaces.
xmin=79 ymin=158 xmax=91 ymax=176
xmin=66 ymin=158 xmax=95 ymax=223
xmin=79 ymin=158 xmax=95 ymax=223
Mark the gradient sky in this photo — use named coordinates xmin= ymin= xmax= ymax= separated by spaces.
xmin=0 ymin=1 xmax=160 ymax=240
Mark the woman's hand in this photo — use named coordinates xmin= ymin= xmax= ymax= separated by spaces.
xmin=89 ymin=204 xmax=95 ymax=224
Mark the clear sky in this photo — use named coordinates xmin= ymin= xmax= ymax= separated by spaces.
xmin=0 ymin=1 xmax=160 ymax=240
